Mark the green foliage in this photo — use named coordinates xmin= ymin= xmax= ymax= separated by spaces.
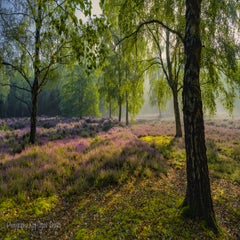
xmin=0 ymin=0 xmax=107 ymax=142
xmin=3 ymin=229 xmax=29 ymax=240
xmin=200 ymin=0 xmax=240 ymax=114
xmin=149 ymin=69 xmax=172 ymax=111
xmin=0 ymin=69 xmax=10 ymax=104
xmin=59 ymin=65 xmax=100 ymax=117
xmin=204 ymin=138 xmax=240 ymax=183
xmin=99 ymin=0 xmax=147 ymax=120
xmin=3 ymin=72 xmax=31 ymax=118
xmin=102 ymin=0 xmax=240 ymax=119
xmin=125 ymin=64 xmax=145 ymax=117
xmin=25 ymin=196 xmax=58 ymax=216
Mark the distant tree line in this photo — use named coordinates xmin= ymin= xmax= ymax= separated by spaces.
xmin=0 ymin=65 xmax=102 ymax=118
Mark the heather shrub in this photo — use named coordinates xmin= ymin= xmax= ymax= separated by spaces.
xmin=95 ymin=170 xmax=119 ymax=188
xmin=0 ymin=123 xmax=12 ymax=131
xmin=206 ymin=139 xmax=220 ymax=164
xmin=232 ymin=147 xmax=240 ymax=162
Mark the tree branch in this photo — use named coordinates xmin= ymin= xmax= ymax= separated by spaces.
xmin=39 ymin=64 xmax=60 ymax=91
xmin=118 ymin=19 xmax=184 ymax=45
xmin=14 ymin=94 xmax=31 ymax=114
xmin=43 ymin=0 xmax=69 ymax=21
xmin=137 ymin=57 xmax=160 ymax=64
xmin=1 ymin=61 xmax=32 ymax=88
xmin=146 ymin=25 xmax=170 ymax=84
xmin=139 ymin=61 xmax=160 ymax=77
xmin=0 ymin=11 xmax=34 ymax=20
xmin=0 ymin=82 xmax=31 ymax=93
xmin=177 ymin=85 xmax=183 ymax=92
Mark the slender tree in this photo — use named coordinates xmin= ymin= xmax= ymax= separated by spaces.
xmin=100 ymin=0 xmax=145 ymax=124
xmin=0 ymin=0 xmax=104 ymax=143
xmin=146 ymin=26 xmax=184 ymax=136
xmin=181 ymin=0 xmax=218 ymax=231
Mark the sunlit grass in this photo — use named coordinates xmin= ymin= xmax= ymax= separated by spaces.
xmin=206 ymin=138 xmax=240 ymax=183
xmin=72 ymin=179 xmax=228 ymax=240
xmin=140 ymin=135 xmax=186 ymax=169
xmin=140 ymin=135 xmax=173 ymax=146
xmin=0 ymin=196 xmax=58 ymax=221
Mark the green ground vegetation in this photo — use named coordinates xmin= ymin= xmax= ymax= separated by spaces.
xmin=0 ymin=120 xmax=239 ymax=239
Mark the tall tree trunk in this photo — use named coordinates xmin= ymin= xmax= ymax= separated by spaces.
xmin=109 ymin=101 xmax=112 ymax=119
xmin=182 ymin=0 xmax=218 ymax=232
xmin=29 ymin=83 xmax=38 ymax=144
xmin=166 ymin=30 xmax=182 ymax=138
xmin=29 ymin=2 xmax=41 ymax=144
xmin=118 ymin=99 xmax=122 ymax=122
xmin=172 ymin=88 xmax=182 ymax=137
xmin=126 ymin=92 xmax=129 ymax=126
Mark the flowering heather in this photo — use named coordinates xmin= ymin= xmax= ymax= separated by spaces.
xmin=0 ymin=117 xmax=239 ymax=239
xmin=0 ymin=117 xmax=119 ymax=154
xmin=131 ymin=119 xmax=176 ymax=137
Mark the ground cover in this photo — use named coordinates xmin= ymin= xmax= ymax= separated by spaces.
xmin=0 ymin=117 xmax=239 ymax=239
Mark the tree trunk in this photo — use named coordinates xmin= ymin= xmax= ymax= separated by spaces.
xmin=182 ymin=0 xmax=218 ymax=232
xmin=166 ymin=30 xmax=182 ymax=138
xmin=172 ymin=88 xmax=182 ymax=138
xmin=29 ymin=2 xmax=41 ymax=144
xmin=126 ymin=92 xmax=129 ymax=126
xmin=118 ymin=99 xmax=122 ymax=122
xmin=29 ymin=83 xmax=38 ymax=144
xmin=109 ymin=101 xmax=112 ymax=119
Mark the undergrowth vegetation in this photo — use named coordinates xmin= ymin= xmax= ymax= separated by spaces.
xmin=0 ymin=118 xmax=240 ymax=239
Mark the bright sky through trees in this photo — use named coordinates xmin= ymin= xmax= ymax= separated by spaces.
xmin=92 ymin=0 xmax=102 ymax=15
xmin=76 ymin=0 xmax=102 ymax=20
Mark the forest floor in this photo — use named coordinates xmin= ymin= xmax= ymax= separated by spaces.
xmin=0 ymin=117 xmax=240 ymax=239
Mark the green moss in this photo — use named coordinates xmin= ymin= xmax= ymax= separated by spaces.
xmin=3 ymin=229 xmax=29 ymax=240
xmin=75 ymin=229 xmax=89 ymax=240
xmin=220 ymin=146 xmax=233 ymax=158
xmin=0 ymin=198 xmax=16 ymax=211
xmin=0 ymin=195 xmax=58 ymax=224
xmin=25 ymin=196 xmax=58 ymax=216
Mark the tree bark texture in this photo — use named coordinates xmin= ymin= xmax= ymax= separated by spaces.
xmin=182 ymin=0 xmax=218 ymax=231
xmin=29 ymin=83 xmax=38 ymax=144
